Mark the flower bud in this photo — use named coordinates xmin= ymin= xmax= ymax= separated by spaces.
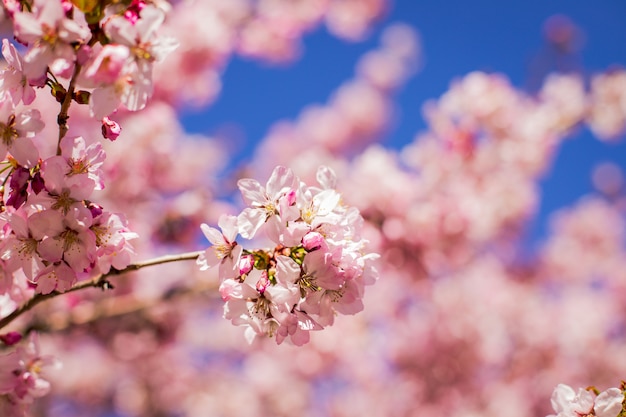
xmin=102 ymin=117 xmax=121 ymax=141
xmin=238 ymin=254 xmax=254 ymax=276
xmin=31 ymin=171 xmax=45 ymax=194
xmin=302 ymin=231 xmax=324 ymax=251
xmin=0 ymin=331 xmax=22 ymax=346
xmin=86 ymin=201 xmax=104 ymax=218
xmin=286 ymin=189 xmax=297 ymax=206
xmin=256 ymin=271 xmax=270 ymax=294
xmin=73 ymin=90 xmax=91 ymax=105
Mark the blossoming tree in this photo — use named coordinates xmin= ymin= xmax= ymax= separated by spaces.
xmin=0 ymin=1 xmax=625 ymax=416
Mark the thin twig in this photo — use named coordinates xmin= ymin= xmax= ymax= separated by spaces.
xmin=30 ymin=279 xmax=219 ymax=334
xmin=56 ymin=61 xmax=83 ymax=155
xmin=0 ymin=250 xmax=204 ymax=331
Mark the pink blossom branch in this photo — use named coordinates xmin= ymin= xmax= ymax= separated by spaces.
xmin=0 ymin=250 xmax=204 ymax=331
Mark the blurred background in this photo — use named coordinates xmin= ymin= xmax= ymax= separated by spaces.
xmin=181 ymin=0 xmax=626 ymax=245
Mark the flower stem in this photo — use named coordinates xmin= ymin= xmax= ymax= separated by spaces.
xmin=56 ymin=61 xmax=83 ymax=155
xmin=0 ymin=250 xmax=204 ymax=331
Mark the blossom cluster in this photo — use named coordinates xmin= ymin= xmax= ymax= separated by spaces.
xmin=198 ymin=165 xmax=379 ymax=345
xmin=0 ymin=0 xmax=386 ymax=414
xmin=0 ymin=0 xmax=181 ymax=302
xmin=548 ymin=384 xmax=626 ymax=417
xmin=0 ymin=334 xmax=57 ymax=416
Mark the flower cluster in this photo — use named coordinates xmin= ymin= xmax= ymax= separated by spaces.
xmin=0 ymin=334 xmax=58 ymax=416
xmin=198 ymin=165 xmax=379 ymax=345
xmin=0 ymin=0 xmax=180 ymax=299
xmin=548 ymin=384 xmax=626 ymax=417
xmin=0 ymin=135 xmax=138 ymax=295
xmin=0 ymin=0 xmax=386 ymax=415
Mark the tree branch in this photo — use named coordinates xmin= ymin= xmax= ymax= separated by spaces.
xmin=0 ymin=250 xmax=204 ymax=331
xmin=56 ymin=61 xmax=83 ymax=155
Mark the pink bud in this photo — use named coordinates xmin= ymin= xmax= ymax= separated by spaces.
xmin=0 ymin=331 xmax=22 ymax=346
xmin=124 ymin=0 xmax=147 ymax=24
xmin=31 ymin=171 xmax=45 ymax=194
xmin=238 ymin=254 xmax=254 ymax=276
xmin=87 ymin=202 xmax=104 ymax=218
xmin=76 ymin=45 xmax=92 ymax=66
xmin=61 ymin=0 xmax=73 ymax=13
xmin=256 ymin=271 xmax=270 ymax=294
xmin=102 ymin=117 xmax=122 ymax=141
xmin=302 ymin=232 xmax=324 ymax=251
xmin=7 ymin=167 xmax=30 ymax=209
xmin=286 ymin=190 xmax=297 ymax=206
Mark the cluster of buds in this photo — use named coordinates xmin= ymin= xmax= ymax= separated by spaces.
xmin=198 ymin=166 xmax=379 ymax=345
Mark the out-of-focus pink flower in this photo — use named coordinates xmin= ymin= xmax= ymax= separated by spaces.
xmin=0 ymin=39 xmax=37 ymax=105
xmin=0 ymin=331 xmax=21 ymax=346
xmin=12 ymin=0 xmax=90 ymax=80
xmin=587 ymin=70 xmax=626 ymax=140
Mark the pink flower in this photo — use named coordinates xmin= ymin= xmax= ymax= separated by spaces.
xmin=90 ymin=211 xmax=137 ymax=274
xmin=12 ymin=0 xmax=90 ymax=80
xmin=81 ymin=44 xmax=152 ymax=119
xmin=32 ymin=261 xmax=77 ymax=294
xmin=594 ymin=388 xmax=624 ymax=417
xmin=0 ymin=97 xmax=43 ymax=167
xmin=237 ymin=165 xmax=297 ymax=239
xmin=35 ymin=206 xmax=97 ymax=277
xmin=90 ymin=68 xmax=153 ymax=118
xmin=0 ymin=39 xmax=36 ymax=105
xmin=275 ymin=310 xmax=322 ymax=346
xmin=549 ymin=384 xmax=596 ymax=417
xmin=92 ymin=4 xmax=177 ymax=117
xmin=82 ymin=44 xmax=131 ymax=86
xmin=39 ymin=154 xmax=97 ymax=212
xmin=1 ymin=209 xmax=64 ymax=280
xmin=197 ymin=214 xmax=242 ymax=279
xmin=57 ymin=136 xmax=107 ymax=191
xmin=548 ymin=384 xmax=625 ymax=417
xmin=104 ymin=5 xmax=178 ymax=65
xmin=0 ymin=333 xmax=58 ymax=406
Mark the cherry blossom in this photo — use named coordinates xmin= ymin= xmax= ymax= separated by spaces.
xmin=0 ymin=98 xmax=43 ymax=167
xmin=548 ymin=384 xmax=625 ymax=417
xmin=0 ymin=334 xmax=59 ymax=412
xmin=200 ymin=166 xmax=379 ymax=345
xmin=197 ymin=214 xmax=242 ymax=279
xmin=0 ymin=39 xmax=36 ymax=105
xmin=11 ymin=0 xmax=90 ymax=81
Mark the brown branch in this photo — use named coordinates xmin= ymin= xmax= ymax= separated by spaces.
xmin=31 ymin=279 xmax=219 ymax=334
xmin=0 ymin=250 xmax=204 ymax=331
xmin=56 ymin=61 xmax=83 ymax=155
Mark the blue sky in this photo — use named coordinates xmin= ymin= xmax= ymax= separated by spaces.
xmin=181 ymin=1 xmax=626 ymax=245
